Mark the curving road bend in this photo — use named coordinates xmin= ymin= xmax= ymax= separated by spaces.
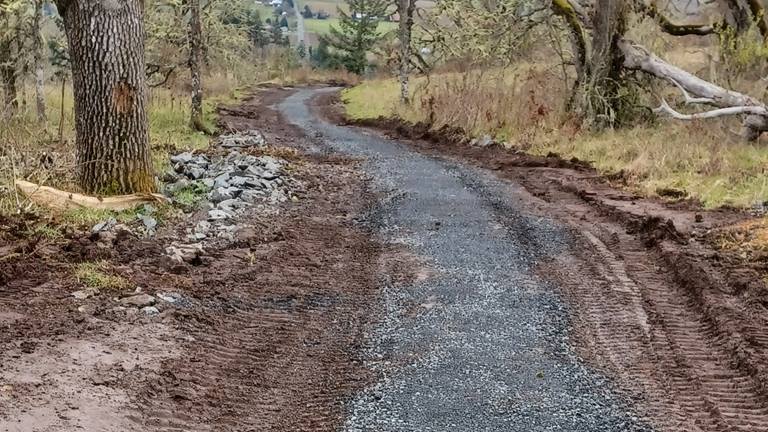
xmin=278 ymin=88 xmax=652 ymax=432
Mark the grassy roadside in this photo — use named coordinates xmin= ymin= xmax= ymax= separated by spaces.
xmin=343 ymin=76 xmax=768 ymax=209
xmin=0 ymin=76 xmax=242 ymax=230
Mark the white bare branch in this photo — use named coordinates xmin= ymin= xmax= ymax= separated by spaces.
xmin=654 ymin=99 xmax=768 ymax=120
xmin=666 ymin=77 xmax=716 ymax=105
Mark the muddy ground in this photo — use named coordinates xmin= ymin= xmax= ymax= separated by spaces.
xmin=1 ymin=86 xmax=768 ymax=432
xmin=0 ymin=89 xmax=395 ymax=431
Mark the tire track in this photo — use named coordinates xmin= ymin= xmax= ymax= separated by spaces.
xmin=550 ymin=222 xmax=768 ymax=432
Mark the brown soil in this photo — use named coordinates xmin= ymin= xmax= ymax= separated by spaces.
xmin=313 ymin=91 xmax=768 ymax=432
xmin=0 ymin=87 xmax=392 ymax=431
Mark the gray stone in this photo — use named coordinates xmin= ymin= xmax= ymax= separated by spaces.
xmin=120 ymin=294 xmax=156 ymax=308
xmin=228 ymin=176 xmax=248 ymax=187
xmin=474 ymin=134 xmax=495 ymax=148
xmin=208 ymin=209 xmax=231 ymax=221
xmin=261 ymin=171 xmax=279 ymax=180
xmin=240 ymin=190 xmax=265 ymax=202
xmin=243 ymin=178 xmax=265 ymax=189
xmin=218 ymin=198 xmax=247 ymax=212
xmin=157 ymin=292 xmax=180 ymax=303
xmin=201 ymin=178 xmax=215 ymax=189
xmin=72 ymin=288 xmax=98 ymax=300
xmin=192 ymin=155 xmax=210 ymax=168
xmin=210 ymin=187 xmax=234 ymax=203
xmin=262 ymin=161 xmax=281 ymax=173
xmin=170 ymin=152 xmax=194 ymax=164
xmin=245 ymin=165 xmax=265 ymax=177
xmin=195 ymin=220 xmax=212 ymax=234
xmin=165 ymin=242 xmax=204 ymax=263
xmin=92 ymin=218 xmax=117 ymax=234
xmin=140 ymin=215 xmax=157 ymax=232
xmin=141 ymin=306 xmax=160 ymax=316
xmin=188 ymin=167 xmax=205 ymax=180
xmin=214 ymin=173 xmax=231 ymax=188
xmin=220 ymin=131 xmax=266 ymax=148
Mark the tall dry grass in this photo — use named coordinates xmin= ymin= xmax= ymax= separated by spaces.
xmin=343 ymin=63 xmax=768 ymax=208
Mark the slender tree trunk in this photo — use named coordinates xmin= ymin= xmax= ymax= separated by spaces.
xmin=551 ymin=0 xmax=588 ymax=110
xmin=397 ymin=0 xmax=416 ymax=105
xmin=580 ymin=0 xmax=627 ymax=128
xmin=58 ymin=78 xmax=66 ymax=145
xmin=57 ymin=0 xmax=155 ymax=194
xmin=0 ymin=37 xmax=17 ymax=118
xmin=724 ymin=0 xmax=768 ymax=36
xmin=188 ymin=0 xmax=206 ymax=132
xmin=724 ymin=0 xmax=752 ymax=33
xmin=33 ymin=0 xmax=47 ymax=124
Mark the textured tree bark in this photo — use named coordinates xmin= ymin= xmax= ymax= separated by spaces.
xmin=724 ymin=0 xmax=768 ymax=36
xmin=57 ymin=0 xmax=155 ymax=194
xmin=33 ymin=0 xmax=47 ymax=124
xmin=636 ymin=1 xmax=715 ymax=35
xmin=0 ymin=36 xmax=17 ymax=118
xmin=551 ymin=0 xmax=588 ymax=108
xmin=188 ymin=0 xmax=206 ymax=132
xmin=582 ymin=0 xmax=627 ymax=127
xmin=397 ymin=0 xmax=416 ymax=105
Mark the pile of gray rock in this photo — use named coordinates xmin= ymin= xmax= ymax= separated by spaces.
xmin=164 ymin=131 xmax=297 ymax=245
xmin=219 ymin=130 xmax=267 ymax=148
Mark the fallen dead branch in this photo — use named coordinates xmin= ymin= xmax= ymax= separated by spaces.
xmin=619 ymin=39 xmax=768 ymax=140
xmin=15 ymin=180 xmax=169 ymax=212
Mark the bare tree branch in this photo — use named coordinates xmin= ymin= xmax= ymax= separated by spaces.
xmin=654 ymin=98 xmax=768 ymax=120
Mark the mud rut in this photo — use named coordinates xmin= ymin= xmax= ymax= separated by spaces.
xmin=2 ymin=87 xmax=768 ymax=432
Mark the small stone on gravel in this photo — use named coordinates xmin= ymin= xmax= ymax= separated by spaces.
xmin=120 ymin=294 xmax=156 ymax=308
xmin=141 ymin=306 xmax=160 ymax=316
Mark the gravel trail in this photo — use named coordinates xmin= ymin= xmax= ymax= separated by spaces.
xmin=278 ymin=88 xmax=653 ymax=431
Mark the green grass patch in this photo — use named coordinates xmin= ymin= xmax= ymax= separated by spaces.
xmin=342 ymin=78 xmax=425 ymax=123
xmin=60 ymin=202 xmax=171 ymax=228
xmin=170 ymin=181 xmax=211 ymax=208
xmin=26 ymin=223 xmax=65 ymax=240
xmin=74 ymin=261 xmax=131 ymax=291
xmin=61 ymin=208 xmax=141 ymax=226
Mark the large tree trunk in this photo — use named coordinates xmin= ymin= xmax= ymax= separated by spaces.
xmin=581 ymin=0 xmax=627 ymax=128
xmin=397 ymin=0 xmax=416 ymax=105
xmin=57 ymin=0 xmax=155 ymax=194
xmin=33 ymin=0 xmax=47 ymax=124
xmin=188 ymin=0 xmax=206 ymax=132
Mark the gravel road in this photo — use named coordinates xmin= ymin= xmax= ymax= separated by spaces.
xmin=278 ymin=88 xmax=653 ymax=431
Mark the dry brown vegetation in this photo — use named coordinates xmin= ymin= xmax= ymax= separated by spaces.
xmin=344 ymin=16 xmax=768 ymax=209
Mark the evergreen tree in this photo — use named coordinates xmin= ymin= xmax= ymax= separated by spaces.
xmin=248 ymin=12 xmax=269 ymax=50
xmin=302 ymin=4 xmax=313 ymax=18
xmin=321 ymin=0 xmax=387 ymax=74
xmin=271 ymin=23 xmax=288 ymax=46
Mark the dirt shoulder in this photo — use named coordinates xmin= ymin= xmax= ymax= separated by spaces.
xmin=312 ymin=90 xmax=768 ymax=432
xmin=0 ymin=88 xmax=381 ymax=431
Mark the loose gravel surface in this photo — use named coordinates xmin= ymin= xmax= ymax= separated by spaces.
xmin=279 ymin=88 xmax=653 ymax=431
